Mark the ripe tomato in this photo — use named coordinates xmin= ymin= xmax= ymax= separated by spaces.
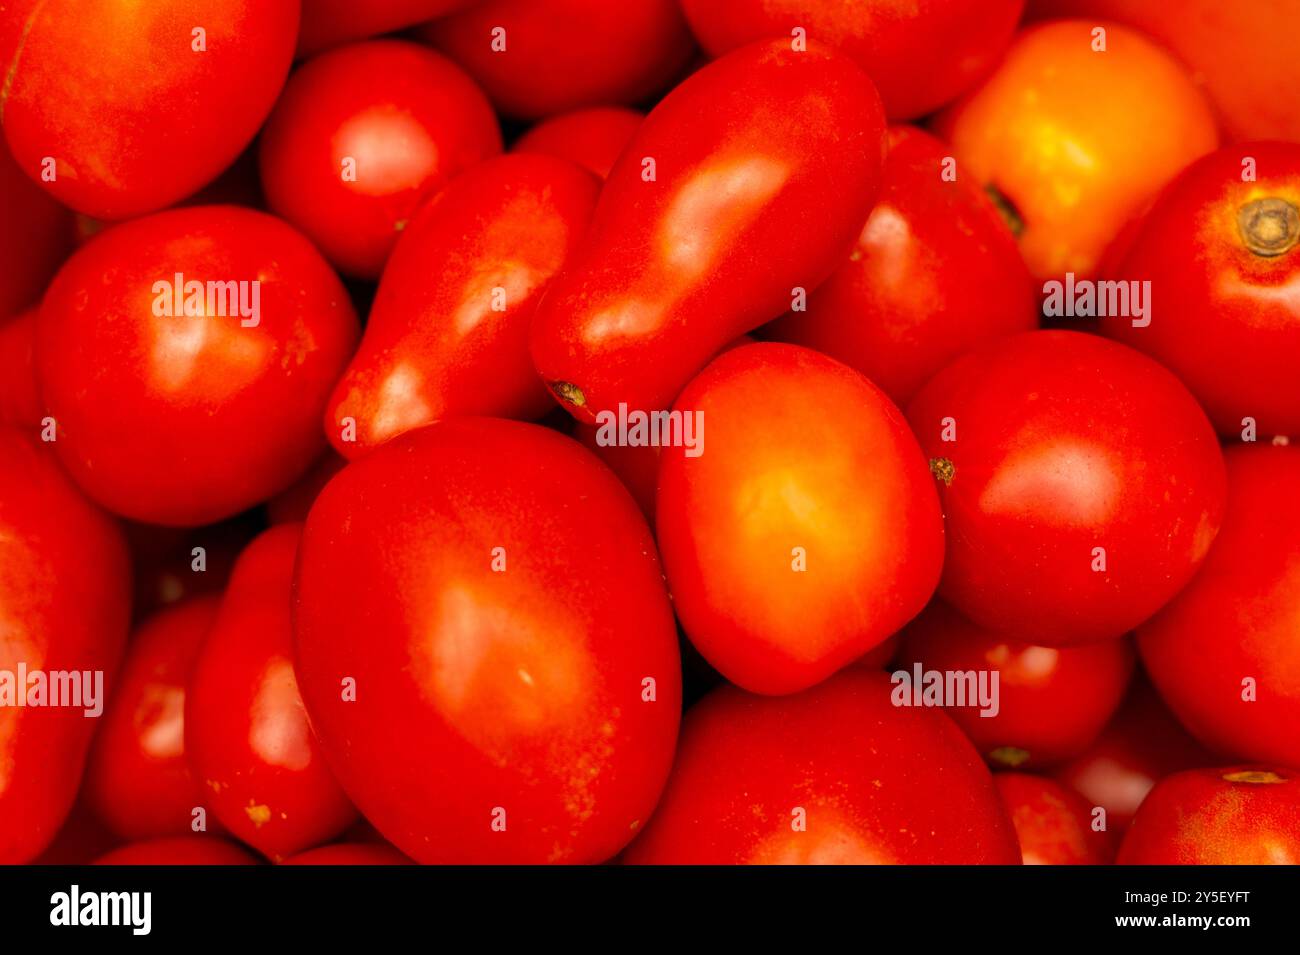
xmin=906 ymin=330 xmax=1226 ymax=644
xmin=1137 ymin=444 xmax=1300 ymax=768
xmin=512 ymin=107 xmax=644 ymax=180
xmin=530 ymin=40 xmax=887 ymax=423
xmin=83 ymin=596 xmax=221 ymax=841
xmin=418 ymin=0 xmax=695 ymax=119
xmin=293 ymin=419 xmax=682 ymax=864
xmin=326 ymin=154 xmax=599 ymax=458
xmin=1 ymin=0 xmax=298 ymax=218
xmin=259 ymin=40 xmax=502 ymax=279
xmin=0 ymin=308 xmax=40 ymax=427
xmin=187 ymin=524 xmax=357 ymax=861
xmin=297 ymin=0 xmax=476 ymax=56
xmin=933 ymin=20 xmax=1218 ymax=280
xmin=0 ymin=141 xmax=72 ymax=315
xmin=0 ymin=430 xmax=131 ymax=863
xmin=994 ymin=772 xmax=1116 ymax=864
xmin=1118 ymin=767 xmax=1300 ymax=864
xmin=764 ymin=125 xmax=1038 ymax=406
xmin=93 ymin=836 xmax=262 ymax=865
xmin=657 ymin=344 xmax=942 ymax=695
xmin=895 ymin=601 xmax=1135 ymax=769
xmin=622 ymin=670 xmax=1020 ymax=863
xmin=680 ymin=0 xmax=1023 ymax=120
xmin=279 ymin=844 xmax=414 ymax=865
xmin=37 ymin=206 xmax=360 ymax=527
xmin=1100 ymin=142 xmax=1300 ymax=438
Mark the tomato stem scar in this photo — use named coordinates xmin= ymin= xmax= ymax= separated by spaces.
xmin=1237 ymin=197 xmax=1299 ymax=256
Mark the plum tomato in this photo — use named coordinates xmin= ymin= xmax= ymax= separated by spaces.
xmin=512 ymin=107 xmax=644 ymax=180
xmin=93 ymin=835 xmax=262 ymax=865
xmin=0 ymin=140 xmax=72 ymax=315
xmin=279 ymin=844 xmax=414 ymax=865
xmin=994 ymin=772 xmax=1116 ymax=864
xmin=297 ymin=0 xmax=477 ymax=57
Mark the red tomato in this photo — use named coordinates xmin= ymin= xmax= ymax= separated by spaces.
xmin=906 ymin=330 xmax=1227 ymax=644
xmin=0 ymin=140 xmax=72 ymax=315
xmin=36 ymin=206 xmax=360 ymax=527
xmin=512 ymin=107 xmax=644 ymax=180
xmin=0 ymin=430 xmax=131 ymax=863
xmin=764 ymin=126 xmax=1038 ymax=406
xmin=0 ymin=308 xmax=40 ymax=427
xmin=418 ymin=0 xmax=694 ymax=119
xmin=84 ymin=596 xmax=220 ymax=841
xmin=187 ymin=524 xmax=357 ymax=861
xmin=326 ymin=154 xmax=599 ymax=458
xmin=93 ymin=835 xmax=262 ymax=865
xmin=896 ymin=601 xmax=1135 ymax=769
xmin=657 ymin=343 xmax=943 ymax=694
xmin=297 ymin=0 xmax=477 ymax=56
xmin=1137 ymin=444 xmax=1300 ymax=768
xmin=1 ymin=0 xmax=297 ymax=218
xmin=622 ymin=670 xmax=1020 ymax=863
xmin=279 ymin=843 xmax=414 ymax=865
xmin=1118 ymin=767 xmax=1300 ymax=865
xmin=530 ymin=41 xmax=887 ymax=423
xmin=293 ymin=419 xmax=681 ymax=864
xmin=1101 ymin=142 xmax=1300 ymax=438
xmin=679 ymin=0 xmax=1023 ymax=120
xmin=994 ymin=772 xmax=1116 ymax=864
xmin=265 ymin=452 xmax=347 ymax=524
xmin=259 ymin=40 xmax=502 ymax=279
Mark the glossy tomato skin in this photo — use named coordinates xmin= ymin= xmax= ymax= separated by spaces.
xmin=280 ymin=843 xmax=414 ymax=865
xmin=84 ymin=596 xmax=221 ymax=841
xmin=0 ymin=430 xmax=132 ymax=863
xmin=0 ymin=308 xmax=40 ymax=427
xmin=0 ymin=141 xmax=72 ymax=315
xmin=259 ymin=40 xmax=502 ymax=279
xmin=530 ymin=40 xmax=887 ymax=424
xmin=37 ymin=206 xmax=360 ymax=527
xmin=1137 ymin=445 xmax=1300 ymax=767
xmin=1 ymin=0 xmax=297 ymax=218
xmin=419 ymin=0 xmax=694 ymax=119
xmin=1118 ymin=767 xmax=1300 ymax=865
xmin=293 ymin=419 xmax=682 ymax=864
xmin=326 ymin=155 xmax=600 ymax=458
xmin=187 ymin=524 xmax=357 ymax=861
xmin=512 ymin=107 xmax=644 ymax=180
xmin=623 ymin=670 xmax=1020 ymax=864
xmin=896 ymin=602 xmax=1135 ymax=769
xmin=906 ymin=330 xmax=1226 ymax=645
xmin=994 ymin=772 xmax=1116 ymax=864
xmin=297 ymin=0 xmax=477 ymax=56
xmin=764 ymin=126 xmax=1038 ymax=406
xmin=1101 ymin=143 xmax=1300 ymax=438
xmin=680 ymin=0 xmax=1023 ymax=119
xmin=93 ymin=835 xmax=261 ymax=865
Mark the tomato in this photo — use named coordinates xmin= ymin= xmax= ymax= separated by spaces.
xmin=187 ymin=524 xmax=357 ymax=861
xmin=0 ymin=308 xmax=39 ymax=427
xmin=36 ymin=205 xmax=360 ymax=527
xmin=297 ymin=0 xmax=477 ymax=56
xmin=418 ymin=0 xmax=695 ymax=119
xmin=680 ymin=0 xmax=1023 ymax=120
xmin=1137 ymin=444 xmax=1300 ymax=768
xmin=764 ymin=126 xmax=1038 ymax=406
xmin=0 ymin=430 xmax=132 ymax=863
xmin=1118 ymin=767 xmax=1300 ymax=865
xmin=622 ymin=670 xmax=1020 ymax=863
xmin=1100 ymin=142 xmax=1300 ymax=438
xmin=0 ymin=141 xmax=72 ymax=315
xmin=933 ymin=20 xmax=1218 ymax=280
xmin=93 ymin=835 xmax=262 ymax=865
xmin=895 ymin=601 xmax=1135 ymax=769
xmin=259 ymin=40 xmax=502 ymax=279
xmin=512 ymin=107 xmax=644 ymax=179
xmin=265 ymin=452 xmax=347 ymax=524
xmin=906 ymin=330 xmax=1226 ymax=644
xmin=1 ymin=0 xmax=297 ymax=219
xmin=279 ymin=844 xmax=414 ymax=865
xmin=994 ymin=772 xmax=1116 ymax=864
xmin=293 ymin=419 xmax=681 ymax=864
xmin=656 ymin=343 xmax=942 ymax=694
xmin=572 ymin=422 xmax=660 ymax=523
xmin=530 ymin=40 xmax=887 ymax=423
xmin=326 ymin=154 xmax=599 ymax=458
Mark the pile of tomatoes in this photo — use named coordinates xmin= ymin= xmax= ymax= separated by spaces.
xmin=2 ymin=0 xmax=1298 ymax=868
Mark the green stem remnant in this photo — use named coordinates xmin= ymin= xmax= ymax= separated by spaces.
xmin=1237 ymin=197 xmax=1300 ymax=257
xmin=550 ymin=380 xmax=586 ymax=409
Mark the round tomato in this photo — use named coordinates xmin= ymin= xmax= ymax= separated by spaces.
xmin=994 ymin=772 xmax=1116 ymax=864
xmin=512 ymin=107 xmax=644 ymax=180
xmin=93 ymin=835 xmax=261 ymax=865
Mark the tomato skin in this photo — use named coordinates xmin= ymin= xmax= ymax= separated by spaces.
xmin=906 ymin=330 xmax=1226 ymax=645
xmin=1118 ymin=767 xmax=1300 ymax=865
xmin=297 ymin=0 xmax=477 ymax=56
xmin=36 ymin=206 xmax=360 ymax=527
xmin=0 ymin=308 xmax=40 ymax=427
xmin=513 ymin=107 xmax=644 ymax=180
xmin=93 ymin=835 xmax=262 ymax=865
xmin=0 ymin=430 xmax=132 ymax=864
xmin=623 ymin=670 xmax=1020 ymax=864
xmin=293 ymin=418 xmax=682 ymax=864
xmin=680 ymin=0 xmax=1023 ymax=120
xmin=994 ymin=772 xmax=1115 ymax=864
xmin=259 ymin=40 xmax=502 ymax=279
xmin=764 ymin=126 xmax=1038 ymax=406
xmin=0 ymin=142 xmax=72 ymax=315
xmin=896 ymin=602 xmax=1135 ymax=769
xmin=1100 ymin=143 xmax=1300 ymax=438
xmin=1137 ymin=445 xmax=1300 ymax=768
xmin=418 ymin=0 xmax=694 ymax=119
xmin=326 ymin=155 xmax=600 ymax=458
xmin=84 ymin=596 xmax=220 ymax=841
xmin=280 ymin=843 xmax=414 ymax=865
xmin=187 ymin=524 xmax=357 ymax=861
xmin=1 ymin=0 xmax=298 ymax=219
xmin=530 ymin=40 xmax=887 ymax=424
xmin=657 ymin=344 xmax=943 ymax=695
